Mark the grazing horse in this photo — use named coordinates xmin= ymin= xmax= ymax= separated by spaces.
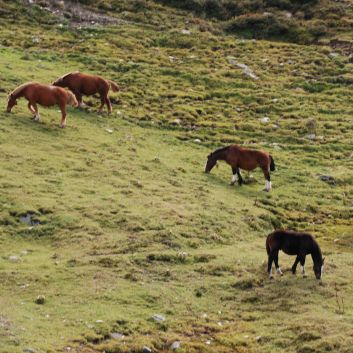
xmin=204 ymin=145 xmax=275 ymax=191
xmin=266 ymin=230 xmax=325 ymax=280
xmin=6 ymin=82 xmax=78 ymax=128
xmin=52 ymin=72 xmax=120 ymax=113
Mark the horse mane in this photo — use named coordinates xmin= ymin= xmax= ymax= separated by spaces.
xmin=58 ymin=71 xmax=80 ymax=81
xmin=10 ymin=82 xmax=37 ymax=97
xmin=311 ymin=237 xmax=323 ymax=261
xmin=211 ymin=146 xmax=230 ymax=156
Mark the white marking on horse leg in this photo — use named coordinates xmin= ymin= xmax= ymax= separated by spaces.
xmin=79 ymin=102 xmax=86 ymax=108
xmin=264 ymin=180 xmax=271 ymax=191
xmin=34 ymin=113 xmax=40 ymax=121
xmin=269 ymin=268 xmax=273 ymax=279
xmin=268 ymin=181 xmax=272 ymax=190
xmin=230 ymin=174 xmax=238 ymax=185
xmin=300 ymin=265 xmax=307 ymax=277
xmin=276 ymin=267 xmax=283 ymax=275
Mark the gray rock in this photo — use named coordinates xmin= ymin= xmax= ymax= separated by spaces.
xmin=152 ymin=314 xmax=165 ymax=322
xmin=23 ymin=348 xmax=37 ymax=353
xmin=9 ymin=255 xmax=20 ymax=262
xmin=227 ymin=57 xmax=259 ymax=80
xmin=318 ymin=175 xmax=336 ymax=185
xmin=170 ymin=341 xmax=181 ymax=350
xmin=110 ymin=332 xmax=124 ymax=340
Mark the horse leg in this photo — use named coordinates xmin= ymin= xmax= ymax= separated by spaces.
xmin=263 ymin=168 xmax=271 ymax=192
xmin=59 ymin=103 xmax=67 ymax=128
xmin=274 ymin=252 xmax=283 ymax=275
xmin=236 ymin=168 xmax=243 ymax=186
xmin=267 ymin=251 xmax=275 ymax=279
xmin=299 ymin=255 xmax=307 ymax=277
xmin=32 ymin=103 xmax=40 ymax=121
xmin=75 ymin=92 xmax=84 ymax=108
xmin=98 ymin=95 xmax=105 ymax=114
xmin=230 ymin=166 xmax=238 ymax=185
xmin=27 ymin=102 xmax=35 ymax=115
xmin=292 ymin=256 xmax=300 ymax=274
xmin=105 ymin=95 xmax=112 ymax=114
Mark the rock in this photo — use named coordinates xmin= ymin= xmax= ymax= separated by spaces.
xmin=9 ymin=255 xmax=20 ymax=262
xmin=260 ymin=117 xmax=270 ymax=123
xmin=272 ymin=98 xmax=278 ymax=103
xmin=105 ymin=128 xmax=113 ymax=133
xmin=329 ymin=52 xmax=339 ymax=58
xmin=95 ymin=320 xmax=104 ymax=323
xmin=227 ymin=57 xmax=259 ymax=80
xmin=318 ymin=175 xmax=336 ymax=185
xmin=256 ymin=336 xmax=262 ymax=342
xmin=142 ymin=347 xmax=152 ymax=353
xmin=307 ymin=134 xmax=316 ymax=140
xmin=170 ymin=341 xmax=181 ymax=350
xmin=152 ymin=314 xmax=165 ymax=322
xmin=23 ymin=348 xmax=37 ymax=353
xmin=35 ymin=295 xmax=45 ymax=305
xmin=194 ymin=138 xmax=201 ymax=143
xmin=110 ymin=332 xmax=124 ymax=340
xmin=181 ymin=29 xmax=191 ymax=35
xmin=172 ymin=118 xmax=181 ymax=125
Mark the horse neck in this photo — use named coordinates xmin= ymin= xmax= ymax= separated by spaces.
xmin=11 ymin=84 xmax=30 ymax=99
xmin=311 ymin=241 xmax=322 ymax=264
xmin=212 ymin=148 xmax=228 ymax=161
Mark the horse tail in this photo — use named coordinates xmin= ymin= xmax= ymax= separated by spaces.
xmin=108 ymin=80 xmax=120 ymax=92
xmin=266 ymin=237 xmax=271 ymax=255
xmin=67 ymin=91 xmax=78 ymax=107
xmin=269 ymin=155 xmax=275 ymax=172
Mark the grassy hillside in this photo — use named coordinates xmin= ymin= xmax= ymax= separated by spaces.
xmin=0 ymin=1 xmax=352 ymax=353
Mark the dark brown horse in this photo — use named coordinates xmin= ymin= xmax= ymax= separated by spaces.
xmin=204 ymin=145 xmax=275 ymax=191
xmin=6 ymin=82 xmax=78 ymax=128
xmin=266 ymin=230 xmax=324 ymax=280
xmin=52 ymin=72 xmax=120 ymax=113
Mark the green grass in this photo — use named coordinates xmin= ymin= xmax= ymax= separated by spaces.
xmin=0 ymin=1 xmax=353 ymax=353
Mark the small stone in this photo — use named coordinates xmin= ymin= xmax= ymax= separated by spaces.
xmin=307 ymin=134 xmax=316 ymax=140
xmin=194 ymin=138 xmax=201 ymax=143
xmin=95 ymin=320 xmax=104 ymax=323
xmin=9 ymin=255 xmax=20 ymax=262
xmin=256 ymin=336 xmax=262 ymax=342
xmin=260 ymin=117 xmax=270 ymax=123
xmin=152 ymin=314 xmax=165 ymax=322
xmin=23 ymin=348 xmax=37 ymax=353
xmin=170 ymin=341 xmax=181 ymax=350
xmin=172 ymin=118 xmax=181 ymax=125
xmin=110 ymin=332 xmax=124 ymax=340
xmin=181 ymin=29 xmax=191 ymax=35
xmin=35 ymin=295 xmax=45 ymax=305
xmin=105 ymin=128 xmax=113 ymax=133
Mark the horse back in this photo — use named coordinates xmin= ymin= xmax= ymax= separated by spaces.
xmin=267 ymin=230 xmax=315 ymax=256
xmin=70 ymin=73 xmax=109 ymax=95
xmin=227 ymin=145 xmax=270 ymax=170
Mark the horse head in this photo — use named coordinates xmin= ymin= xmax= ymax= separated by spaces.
xmin=6 ymin=94 xmax=17 ymax=112
xmin=204 ymin=153 xmax=217 ymax=173
xmin=313 ymin=256 xmax=325 ymax=280
xmin=53 ymin=72 xmax=75 ymax=87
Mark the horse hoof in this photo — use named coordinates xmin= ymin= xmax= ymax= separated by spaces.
xmin=60 ymin=124 xmax=66 ymax=129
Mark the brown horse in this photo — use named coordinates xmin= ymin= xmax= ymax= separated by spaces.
xmin=204 ymin=145 xmax=275 ymax=191
xmin=52 ymin=72 xmax=120 ymax=113
xmin=266 ymin=230 xmax=324 ymax=280
xmin=6 ymin=82 xmax=78 ymax=128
